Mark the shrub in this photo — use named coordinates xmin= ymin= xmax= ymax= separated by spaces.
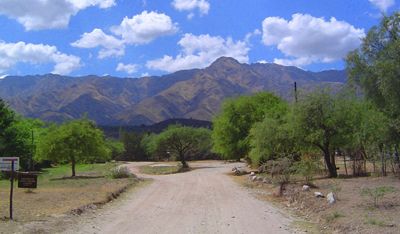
xmin=109 ymin=166 xmax=135 ymax=179
xmin=361 ymin=186 xmax=396 ymax=207
xmin=290 ymin=154 xmax=319 ymax=186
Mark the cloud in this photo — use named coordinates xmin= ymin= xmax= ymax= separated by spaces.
xmin=0 ymin=41 xmax=81 ymax=75
xmin=146 ymin=33 xmax=250 ymax=72
xmin=172 ymin=0 xmax=210 ymax=15
xmin=261 ymin=14 xmax=365 ymax=67
xmin=71 ymin=28 xmax=125 ymax=59
xmin=116 ymin=63 xmax=139 ymax=74
xmin=111 ymin=11 xmax=179 ymax=44
xmin=0 ymin=0 xmax=116 ymax=30
xmin=369 ymin=0 xmax=395 ymax=12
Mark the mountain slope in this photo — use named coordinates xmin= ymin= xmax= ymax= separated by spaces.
xmin=0 ymin=57 xmax=346 ymax=125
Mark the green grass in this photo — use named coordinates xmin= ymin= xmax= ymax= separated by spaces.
xmin=139 ymin=165 xmax=181 ymax=175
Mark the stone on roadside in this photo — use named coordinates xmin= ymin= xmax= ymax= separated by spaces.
xmin=252 ymin=176 xmax=257 ymax=181
xmin=257 ymin=177 xmax=263 ymax=181
xmin=302 ymin=185 xmax=310 ymax=191
xmin=327 ymin=192 xmax=335 ymax=203
xmin=250 ymin=172 xmax=255 ymax=176
xmin=314 ymin=192 xmax=325 ymax=198
xmin=263 ymin=177 xmax=271 ymax=183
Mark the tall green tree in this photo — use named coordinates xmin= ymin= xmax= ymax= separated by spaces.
xmin=148 ymin=125 xmax=212 ymax=168
xmin=345 ymin=11 xmax=400 ymax=120
xmin=288 ymin=88 xmax=355 ymax=178
xmin=212 ymin=92 xmax=287 ymax=161
xmin=121 ymin=132 xmax=148 ymax=161
xmin=34 ymin=116 xmax=110 ymax=176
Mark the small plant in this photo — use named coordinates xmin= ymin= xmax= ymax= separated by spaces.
xmin=290 ymin=154 xmax=318 ymax=186
xmin=109 ymin=166 xmax=135 ymax=179
xmin=24 ymin=188 xmax=36 ymax=193
xmin=360 ymin=186 xmax=396 ymax=207
xmin=364 ymin=215 xmax=387 ymax=227
xmin=327 ymin=180 xmax=342 ymax=200
xmin=332 ymin=211 xmax=343 ymax=218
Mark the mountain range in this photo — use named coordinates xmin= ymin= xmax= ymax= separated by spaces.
xmin=0 ymin=57 xmax=347 ymax=126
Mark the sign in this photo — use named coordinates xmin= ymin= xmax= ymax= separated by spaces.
xmin=18 ymin=174 xmax=38 ymax=188
xmin=0 ymin=157 xmax=19 ymax=171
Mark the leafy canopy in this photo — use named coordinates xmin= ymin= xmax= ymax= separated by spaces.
xmin=148 ymin=124 xmax=212 ymax=168
xmin=212 ymin=91 xmax=287 ymax=160
xmin=34 ymin=115 xmax=110 ymax=176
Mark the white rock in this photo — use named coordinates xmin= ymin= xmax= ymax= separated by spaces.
xmin=252 ymin=176 xmax=257 ymax=181
xmin=314 ymin=192 xmax=325 ymax=198
xmin=327 ymin=192 xmax=335 ymax=203
xmin=248 ymin=165 xmax=251 ymax=168
xmin=302 ymin=185 xmax=310 ymax=191
xmin=250 ymin=172 xmax=255 ymax=176
xmin=257 ymin=177 xmax=263 ymax=181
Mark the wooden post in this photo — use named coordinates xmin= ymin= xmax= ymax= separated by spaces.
xmin=294 ymin=82 xmax=298 ymax=103
xmin=10 ymin=161 xmax=14 ymax=220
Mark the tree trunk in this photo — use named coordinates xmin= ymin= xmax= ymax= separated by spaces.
xmin=179 ymin=153 xmax=188 ymax=168
xmin=343 ymin=154 xmax=348 ymax=176
xmin=71 ymin=156 xmax=76 ymax=177
xmin=381 ymin=150 xmax=386 ymax=177
xmin=323 ymin=148 xmax=337 ymax=178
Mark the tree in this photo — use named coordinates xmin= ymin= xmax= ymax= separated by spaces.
xmin=148 ymin=125 xmax=212 ymax=168
xmin=248 ymin=114 xmax=298 ymax=166
xmin=105 ymin=138 xmax=125 ymax=160
xmin=121 ymin=132 xmax=148 ymax=161
xmin=0 ymin=99 xmax=45 ymax=171
xmin=34 ymin=116 xmax=110 ymax=176
xmin=288 ymin=87 xmax=354 ymax=178
xmin=345 ymin=12 xmax=400 ymax=120
xmin=212 ymin=92 xmax=287 ymax=161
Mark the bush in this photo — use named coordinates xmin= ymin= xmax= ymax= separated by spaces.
xmin=109 ymin=166 xmax=135 ymax=179
xmin=259 ymin=157 xmax=292 ymax=177
xmin=361 ymin=186 xmax=396 ymax=207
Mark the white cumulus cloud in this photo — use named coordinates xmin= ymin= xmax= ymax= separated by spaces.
xmin=116 ymin=63 xmax=139 ymax=74
xmin=0 ymin=0 xmax=116 ymax=30
xmin=71 ymin=28 xmax=125 ymax=59
xmin=0 ymin=41 xmax=81 ymax=75
xmin=172 ymin=0 xmax=210 ymax=15
xmin=111 ymin=11 xmax=179 ymax=45
xmin=261 ymin=14 xmax=365 ymax=67
xmin=369 ymin=0 xmax=395 ymax=12
xmin=146 ymin=33 xmax=250 ymax=72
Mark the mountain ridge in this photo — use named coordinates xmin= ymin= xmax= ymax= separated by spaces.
xmin=0 ymin=57 xmax=346 ymax=125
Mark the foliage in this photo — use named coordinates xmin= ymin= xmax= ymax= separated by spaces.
xmin=105 ymin=138 xmax=125 ymax=160
xmin=248 ymin=115 xmax=297 ymax=166
xmin=212 ymin=91 xmax=288 ymax=161
xmin=345 ymin=12 xmax=400 ymax=119
xmin=361 ymin=186 xmax=396 ymax=207
xmin=147 ymin=124 xmax=212 ymax=168
xmin=0 ymin=98 xmax=46 ymax=171
xmin=109 ymin=166 xmax=135 ymax=179
xmin=34 ymin=115 xmax=110 ymax=176
xmin=121 ymin=131 xmax=148 ymax=161
xmin=288 ymin=87 xmax=356 ymax=178
xmin=290 ymin=154 xmax=319 ymax=186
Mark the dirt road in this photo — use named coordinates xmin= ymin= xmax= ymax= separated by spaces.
xmin=65 ymin=161 xmax=293 ymax=234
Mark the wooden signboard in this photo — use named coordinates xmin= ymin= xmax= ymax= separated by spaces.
xmin=18 ymin=174 xmax=38 ymax=188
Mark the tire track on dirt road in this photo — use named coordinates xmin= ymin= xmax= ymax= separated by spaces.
xmin=65 ymin=161 xmax=293 ymax=234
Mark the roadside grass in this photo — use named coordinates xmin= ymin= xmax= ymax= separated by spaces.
xmin=0 ymin=162 xmax=143 ymax=221
xmin=139 ymin=165 xmax=181 ymax=175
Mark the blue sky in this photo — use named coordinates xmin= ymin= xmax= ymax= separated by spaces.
xmin=0 ymin=0 xmax=398 ymax=78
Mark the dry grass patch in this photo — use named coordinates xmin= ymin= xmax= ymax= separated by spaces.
xmin=0 ymin=163 xmax=142 ymax=223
